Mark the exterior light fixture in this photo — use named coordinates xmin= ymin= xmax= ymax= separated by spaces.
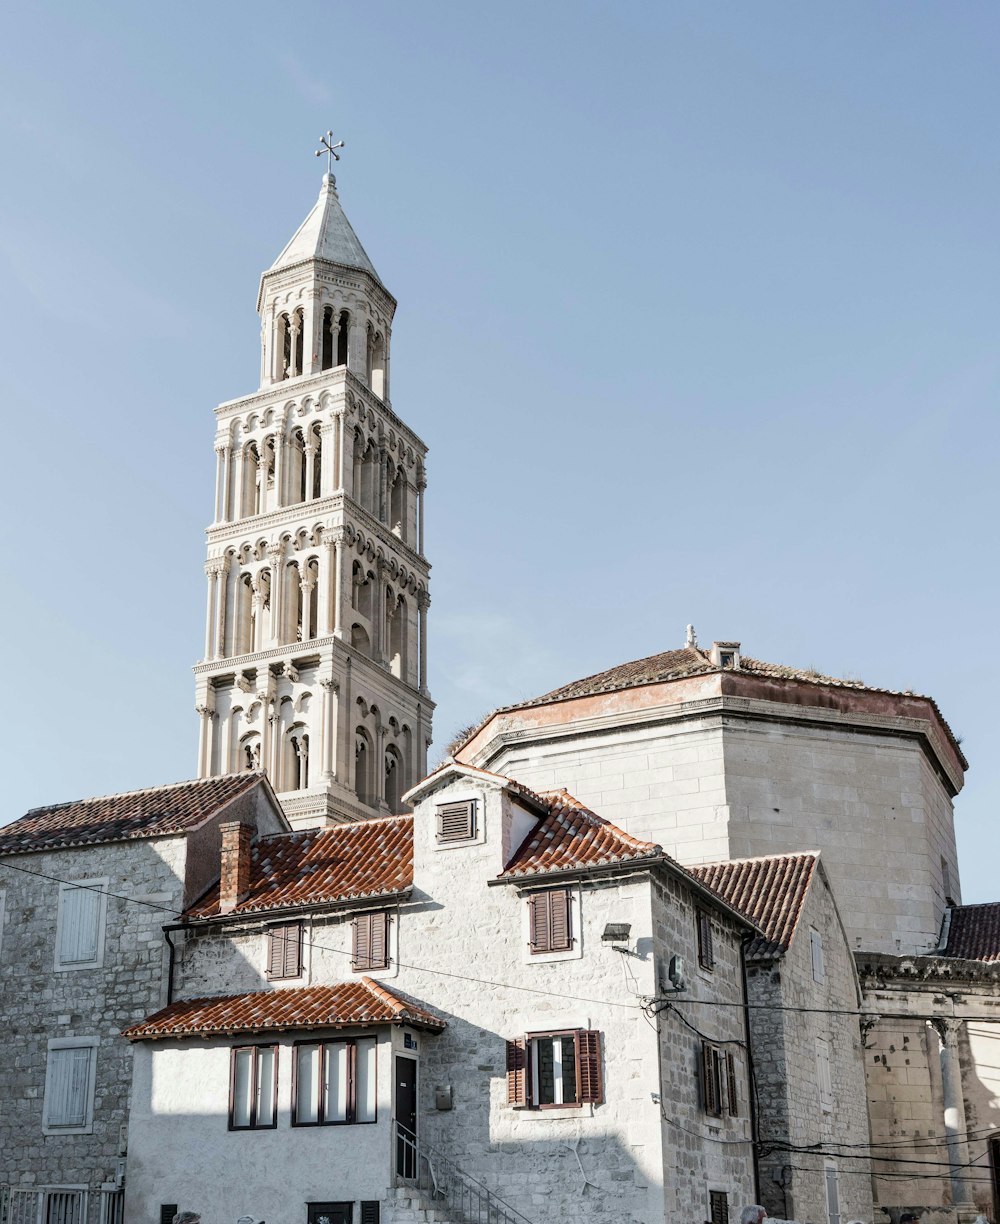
xmin=602 ymin=922 xmax=631 ymax=943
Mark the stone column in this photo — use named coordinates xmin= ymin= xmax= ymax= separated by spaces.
xmin=257 ymin=691 xmax=272 ymax=775
xmin=256 ymin=449 xmax=269 ymax=515
xmin=320 ymin=421 xmax=337 ymax=497
xmin=340 ymin=658 xmax=353 ymax=792
xmin=336 ymin=413 xmax=347 ymax=491
xmin=348 ymin=316 xmax=368 ymax=379
xmin=304 ymin=290 xmax=321 ymax=376
xmin=273 ymin=430 xmax=286 ymax=508
xmin=418 ymin=590 xmax=430 ymax=692
xmin=416 ymin=470 xmax=427 ymax=555
xmin=333 ymin=532 xmax=346 ymax=637
xmin=214 ymin=556 xmax=230 ymax=658
xmin=374 ymin=721 xmax=386 ymax=805
xmin=304 ymin=440 xmax=317 ymax=504
xmin=378 ymin=445 xmax=389 ymax=522
xmin=213 ymin=444 xmax=226 ymax=522
xmin=267 ymin=545 xmax=285 ymax=645
xmin=232 ymin=446 xmax=245 ymax=520
xmin=203 ymin=560 xmax=224 ymax=660
xmin=288 ymin=315 xmax=301 ymax=379
xmin=320 ymin=676 xmax=338 ymax=781
xmin=196 ymin=704 xmax=215 ymax=777
xmin=220 ymin=445 xmax=233 ymax=521
xmin=934 ymin=1019 xmax=976 ymax=1210
xmin=300 ymin=568 xmax=317 ymax=641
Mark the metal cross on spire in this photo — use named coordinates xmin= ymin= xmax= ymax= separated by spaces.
xmin=315 ymin=132 xmax=345 ymax=175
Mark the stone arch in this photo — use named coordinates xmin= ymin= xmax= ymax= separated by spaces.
xmin=355 ymin=726 xmax=373 ymax=805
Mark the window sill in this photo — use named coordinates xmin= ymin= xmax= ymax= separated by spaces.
xmin=510 ymin=1104 xmax=595 ymax=1121
xmin=42 ymin=1124 xmax=94 ymax=1137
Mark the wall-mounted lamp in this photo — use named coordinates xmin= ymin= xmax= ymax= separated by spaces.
xmin=602 ymin=922 xmax=632 ymax=944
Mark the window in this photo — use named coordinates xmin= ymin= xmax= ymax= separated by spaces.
xmin=709 ymin=1190 xmax=729 ymax=1224
xmin=267 ymin=923 xmax=303 ymax=980
xmin=816 ymin=1036 xmax=833 ymax=1113
xmin=159 ymin=1205 xmax=178 ymax=1224
xmin=726 ymin=1050 xmax=739 ymax=1117
xmin=719 ymin=652 xmax=735 ymax=668
xmin=505 ymin=1030 xmax=602 ymax=1109
xmin=308 ymin=1204 xmax=353 ymax=1224
xmin=360 ymin=1205 xmax=380 ymax=1224
xmin=810 ymin=927 xmax=825 ymax=983
xmin=942 ymin=856 xmax=954 ymax=902
xmin=701 ymin=1041 xmax=724 ymax=1117
xmin=352 ymin=912 xmax=390 ymax=971
xmin=294 ymin=1037 xmax=377 ymax=1125
xmin=43 ymin=1038 xmax=99 ymax=1134
xmin=436 ymin=800 xmax=476 ymax=843
xmin=697 ymin=910 xmax=714 ymax=970
xmin=528 ymin=890 xmax=572 ymax=954
xmin=55 ymin=879 xmax=108 ymax=970
xmin=229 ymin=1045 xmax=277 ymax=1129
xmin=825 ymin=1163 xmax=841 ymax=1224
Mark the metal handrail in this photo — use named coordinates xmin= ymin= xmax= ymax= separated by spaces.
xmin=394 ymin=1121 xmax=535 ymax=1224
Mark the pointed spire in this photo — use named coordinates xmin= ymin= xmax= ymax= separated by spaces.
xmin=268 ymin=173 xmax=380 ymax=281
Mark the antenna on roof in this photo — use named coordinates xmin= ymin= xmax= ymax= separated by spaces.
xmin=686 ymin=624 xmax=697 ymax=648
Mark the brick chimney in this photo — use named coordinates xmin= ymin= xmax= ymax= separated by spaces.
xmin=219 ymin=821 xmax=253 ymax=914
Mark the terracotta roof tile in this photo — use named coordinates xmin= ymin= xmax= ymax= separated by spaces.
xmin=0 ymin=774 xmax=268 ymax=856
xmin=688 ymin=854 xmax=818 ymax=959
xmin=500 ymin=789 xmax=661 ymax=879
xmin=123 ymin=978 xmax=445 ymax=1040
xmin=187 ymin=815 xmax=413 ymax=918
xmin=940 ymin=903 xmax=1000 ymax=962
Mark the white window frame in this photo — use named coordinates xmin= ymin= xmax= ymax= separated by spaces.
xmin=42 ymin=1037 xmax=99 ymax=1135
xmin=810 ymin=926 xmax=825 ymax=984
xmin=816 ymin=1035 xmax=833 ymax=1114
xmin=520 ymin=885 xmax=583 ymax=965
xmin=54 ymin=877 xmax=109 ymax=971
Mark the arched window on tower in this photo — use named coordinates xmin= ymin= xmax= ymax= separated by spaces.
xmin=337 ymin=310 xmax=350 ymax=367
xmin=278 ymin=313 xmax=291 ymax=380
xmin=351 ymin=623 xmax=371 ymax=656
xmin=305 ymin=556 xmax=319 ymax=640
xmin=285 ymin=561 xmax=302 ymax=644
xmin=243 ymin=443 xmax=260 ymax=517
xmin=310 ymin=424 xmax=323 ymax=500
xmin=285 ymin=725 xmax=309 ymax=791
xmin=355 ymin=728 xmax=373 ymax=805
xmin=321 ymin=306 xmax=335 ymax=371
xmin=390 ymin=467 xmax=406 ymax=540
xmin=371 ymin=332 xmax=386 ymax=399
xmin=384 ymin=744 xmax=403 ymax=812
xmin=366 ymin=324 xmax=374 ymax=385
xmin=240 ymin=732 xmax=262 ymax=772
xmin=290 ymin=429 xmax=306 ymax=505
xmin=389 ymin=595 xmax=407 ymax=680
xmin=236 ymin=573 xmax=254 ymax=655
xmin=360 ymin=441 xmax=377 ymax=515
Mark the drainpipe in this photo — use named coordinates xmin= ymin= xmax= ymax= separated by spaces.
xmin=740 ymin=932 xmax=762 ymax=1205
xmin=163 ymin=924 xmax=185 ymax=1005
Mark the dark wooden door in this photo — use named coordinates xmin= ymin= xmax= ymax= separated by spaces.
xmin=395 ymin=1055 xmax=418 ymax=1178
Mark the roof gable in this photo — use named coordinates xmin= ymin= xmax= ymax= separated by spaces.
xmin=688 ymin=853 xmax=819 ymax=959
xmin=186 ymin=814 xmax=413 ymax=918
xmin=0 ymin=773 xmax=270 ymax=856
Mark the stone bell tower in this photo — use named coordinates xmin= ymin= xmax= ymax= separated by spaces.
xmin=194 ymin=166 xmax=433 ymax=829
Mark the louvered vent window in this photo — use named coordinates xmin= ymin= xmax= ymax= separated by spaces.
xmin=360 ymin=1204 xmax=380 ymax=1224
xmin=352 ymin=911 xmax=390 ymax=971
xmin=159 ymin=1206 xmax=179 ymax=1224
xmin=505 ymin=1030 xmax=603 ymax=1109
xmin=436 ymin=800 xmax=476 ymax=843
xmin=527 ymin=890 xmax=572 ymax=954
xmin=266 ymin=922 xmax=303 ymax=980
xmin=696 ymin=909 xmax=714 ymax=971
xmin=701 ymin=1041 xmax=724 ymax=1117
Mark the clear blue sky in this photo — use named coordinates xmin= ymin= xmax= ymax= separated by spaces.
xmin=2 ymin=2 xmax=997 ymax=900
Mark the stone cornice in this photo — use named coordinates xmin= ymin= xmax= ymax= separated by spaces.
xmin=856 ymin=950 xmax=1000 ymax=991
xmin=205 ymin=495 xmax=430 ymax=575
xmin=257 ymin=258 xmax=397 ymax=316
xmin=471 ymin=691 xmax=962 ymax=796
xmin=213 ymin=367 xmax=427 ymax=454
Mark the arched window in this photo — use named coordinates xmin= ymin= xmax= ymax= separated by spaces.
xmin=287 ymin=429 xmax=305 ymax=505
xmin=240 ymin=733 xmax=262 ymax=772
xmin=360 ymin=441 xmax=377 ymax=515
xmin=286 ymin=726 xmax=309 ymax=791
xmin=384 ymin=745 xmax=403 ymax=812
xmin=292 ymin=308 xmax=304 ymax=378
xmin=351 ymin=623 xmax=371 ymax=657
xmin=305 ymin=556 xmax=319 ymax=640
xmin=355 ymin=728 xmax=373 ymax=805
xmin=366 ymin=323 xmax=374 ymax=385
xmin=371 ymin=332 xmax=386 ymax=399
xmin=321 ymin=306 xmax=335 ymax=371
xmin=236 ymin=574 xmax=254 ymax=655
xmin=310 ymin=424 xmax=322 ymax=500
xmin=243 ymin=443 xmax=260 ymax=517
xmin=337 ymin=310 xmax=350 ymax=367
xmin=390 ymin=467 xmax=406 ymax=539
xmin=389 ymin=595 xmax=407 ymax=680
xmin=257 ymin=568 xmax=271 ymax=650
xmin=284 ymin=561 xmax=302 ymax=644
xmin=279 ymin=313 xmax=291 ymax=380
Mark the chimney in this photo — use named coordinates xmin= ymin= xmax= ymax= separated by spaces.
xmin=219 ymin=821 xmax=253 ymax=914
xmin=710 ymin=641 xmax=741 ymax=669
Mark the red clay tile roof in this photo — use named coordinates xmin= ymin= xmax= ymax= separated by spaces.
xmin=187 ymin=816 xmax=413 ymax=918
xmin=940 ymin=903 xmax=1000 ymax=963
xmin=500 ymin=789 xmax=661 ymax=879
xmin=688 ymin=853 xmax=818 ymax=959
xmin=123 ymin=978 xmax=445 ymax=1040
xmin=0 ymin=774 xmax=269 ymax=856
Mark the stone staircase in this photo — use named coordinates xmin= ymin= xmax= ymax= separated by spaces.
xmin=385 ymin=1185 xmax=461 ymax=1224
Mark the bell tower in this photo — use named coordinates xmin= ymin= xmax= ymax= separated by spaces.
xmin=194 ymin=165 xmax=433 ymax=829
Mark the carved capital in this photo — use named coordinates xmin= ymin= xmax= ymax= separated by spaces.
xmin=196 ymin=704 xmax=214 ymax=720
xmin=204 ymin=557 xmax=228 ymax=579
xmin=267 ymin=544 xmax=285 ymax=565
xmin=320 ymin=677 xmax=339 ymax=694
xmin=282 ymin=662 xmax=300 ymax=683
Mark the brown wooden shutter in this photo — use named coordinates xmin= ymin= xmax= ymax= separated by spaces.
xmin=702 ymin=1041 xmax=720 ymax=1115
xmin=352 ymin=913 xmax=371 ymax=971
xmin=528 ymin=894 xmax=549 ymax=953
xmin=506 ymin=1037 xmax=528 ymax=1107
xmin=437 ymin=800 xmax=476 ymax=842
xmin=369 ymin=912 xmax=389 ymax=970
xmin=709 ymin=1190 xmax=729 ymax=1224
xmin=698 ymin=910 xmax=714 ymax=969
xmin=267 ymin=923 xmax=302 ymax=979
xmin=549 ymin=890 xmax=571 ymax=952
xmin=576 ymin=1030 xmax=603 ymax=1105
xmin=266 ymin=927 xmax=283 ymax=978
xmin=726 ymin=1050 xmax=738 ymax=1116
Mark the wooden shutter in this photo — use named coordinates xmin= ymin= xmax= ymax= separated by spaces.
xmin=576 ymin=1030 xmax=603 ymax=1105
xmin=360 ymin=1205 xmax=380 ymax=1224
xmin=159 ymin=1207 xmax=178 ymax=1224
xmin=60 ymin=886 xmax=101 ymax=964
xmin=267 ymin=923 xmax=302 ymax=979
xmin=48 ymin=1046 xmax=92 ymax=1127
xmin=528 ymin=894 xmax=549 ymax=953
xmin=352 ymin=913 xmax=389 ymax=971
xmin=506 ymin=1038 xmax=528 ymax=1107
xmin=437 ymin=800 xmax=475 ymax=842
xmin=726 ymin=1050 xmax=739 ymax=1117
xmin=697 ymin=910 xmax=714 ymax=970
xmin=701 ymin=1041 xmax=721 ymax=1116
xmin=709 ymin=1190 xmax=729 ymax=1224
xmin=549 ymin=890 xmax=571 ymax=952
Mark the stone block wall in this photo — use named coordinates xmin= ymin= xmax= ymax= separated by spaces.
xmin=0 ymin=837 xmax=188 ymax=1222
